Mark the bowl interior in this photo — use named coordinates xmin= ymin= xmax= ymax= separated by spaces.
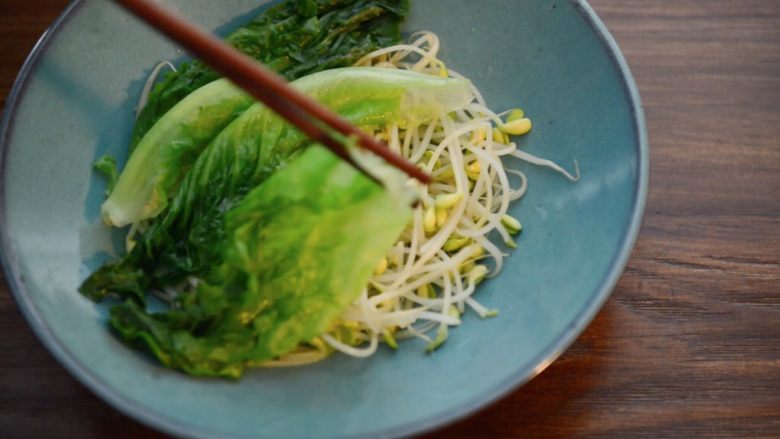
xmin=0 ymin=1 xmax=645 ymax=438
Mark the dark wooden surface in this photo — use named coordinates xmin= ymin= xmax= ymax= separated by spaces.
xmin=1 ymin=0 xmax=778 ymax=437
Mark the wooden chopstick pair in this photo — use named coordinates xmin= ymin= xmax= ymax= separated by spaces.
xmin=115 ymin=0 xmax=431 ymax=185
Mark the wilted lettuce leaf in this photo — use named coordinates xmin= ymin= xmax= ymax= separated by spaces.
xmin=102 ymin=80 xmax=253 ymax=227
xmin=80 ymin=68 xmax=472 ymax=303
xmin=108 ymin=146 xmax=412 ymax=378
xmin=131 ymin=0 xmax=410 ymax=150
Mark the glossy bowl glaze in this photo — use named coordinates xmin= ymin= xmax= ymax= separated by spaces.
xmin=0 ymin=1 xmax=647 ymax=438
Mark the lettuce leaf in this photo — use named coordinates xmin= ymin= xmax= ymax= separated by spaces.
xmin=102 ymin=80 xmax=253 ymax=227
xmin=108 ymin=146 xmax=412 ymax=378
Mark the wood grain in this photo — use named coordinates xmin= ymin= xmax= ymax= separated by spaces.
xmin=1 ymin=0 xmax=779 ymax=438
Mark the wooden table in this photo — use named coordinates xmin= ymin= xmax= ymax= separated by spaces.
xmin=1 ymin=1 xmax=778 ymax=437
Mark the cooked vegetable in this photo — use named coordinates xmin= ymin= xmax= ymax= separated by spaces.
xmin=80 ymin=68 xmax=472 ymax=304
xmin=102 ymin=80 xmax=253 ymax=227
xmin=108 ymin=146 xmax=413 ymax=378
xmin=130 ymin=0 xmax=410 ymax=150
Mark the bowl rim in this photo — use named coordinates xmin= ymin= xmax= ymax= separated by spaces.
xmin=0 ymin=1 xmax=648 ymax=438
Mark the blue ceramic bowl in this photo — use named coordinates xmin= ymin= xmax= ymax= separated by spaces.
xmin=0 ymin=1 xmax=647 ymax=438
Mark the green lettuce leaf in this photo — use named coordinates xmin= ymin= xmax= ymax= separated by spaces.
xmin=108 ymin=146 xmax=412 ymax=378
xmin=102 ymin=80 xmax=253 ymax=227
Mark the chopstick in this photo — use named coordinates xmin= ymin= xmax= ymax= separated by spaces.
xmin=114 ymin=0 xmax=431 ymax=185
